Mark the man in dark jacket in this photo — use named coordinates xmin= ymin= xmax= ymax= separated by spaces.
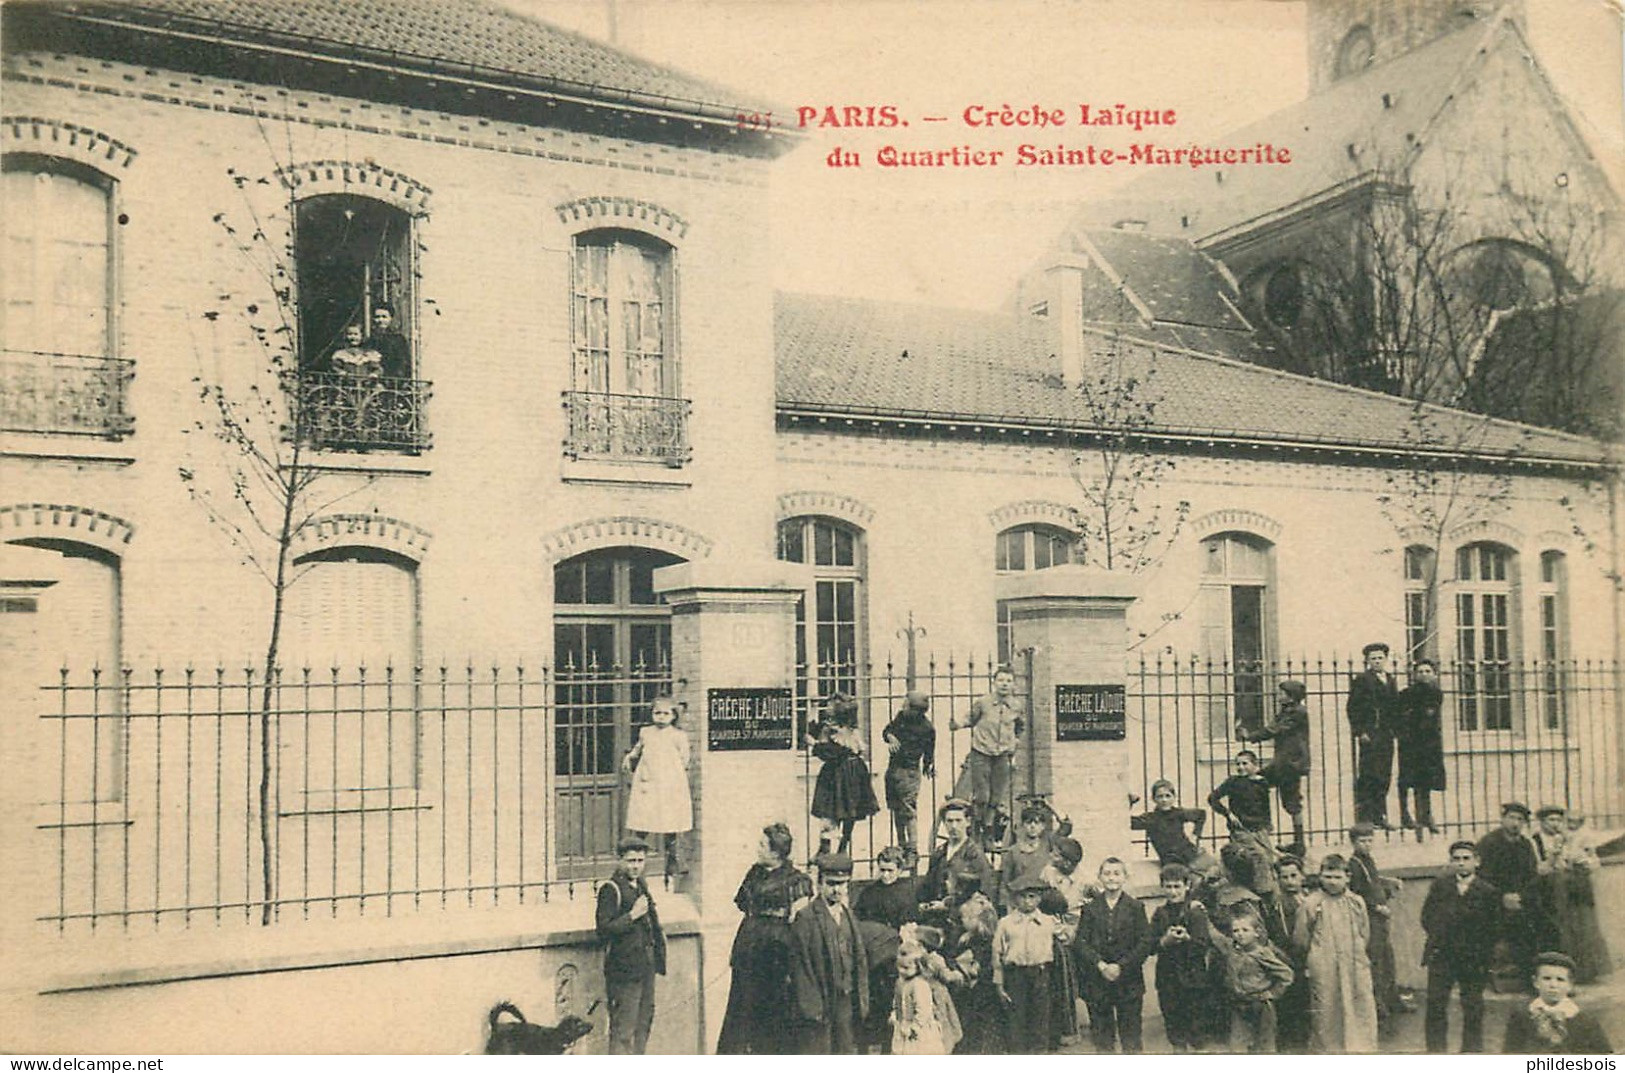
xmin=1244 ymin=679 xmax=1311 ymax=858
xmin=595 ymin=837 xmax=667 ymax=1055
xmin=1348 ymin=642 xmax=1400 ymax=827
xmin=1075 ymin=856 xmax=1153 ymax=1053
xmin=882 ymin=691 xmax=936 ymax=867
xmin=791 ymin=852 xmax=870 ymax=1053
xmin=919 ymin=798 xmax=995 ymax=918
xmin=1477 ymin=801 xmax=1540 ymax=986
xmin=1423 ymin=840 xmax=1502 ymax=1053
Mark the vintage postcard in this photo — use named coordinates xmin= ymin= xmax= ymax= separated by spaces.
xmin=1 ymin=0 xmax=1622 ymax=1058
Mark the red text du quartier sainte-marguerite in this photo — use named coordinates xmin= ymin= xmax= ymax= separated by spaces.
xmin=781 ymin=103 xmax=1292 ymax=170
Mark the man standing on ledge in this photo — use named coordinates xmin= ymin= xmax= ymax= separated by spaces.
xmin=790 ymin=852 xmax=870 ymax=1054
xmin=953 ymin=664 xmax=1023 ymax=846
xmin=1347 ymin=642 xmax=1399 ymax=828
xmin=595 ymin=836 xmax=666 ymax=1054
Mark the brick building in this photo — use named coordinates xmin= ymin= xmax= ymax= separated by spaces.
xmin=1 ymin=0 xmax=1619 ymax=1054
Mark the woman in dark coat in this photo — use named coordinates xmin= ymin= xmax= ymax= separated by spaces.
xmin=716 ymin=822 xmax=813 ymax=1053
xmin=1397 ymin=659 xmax=1446 ymax=833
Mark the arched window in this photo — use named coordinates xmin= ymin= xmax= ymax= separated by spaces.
xmin=292 ymin=194 xmax=427 ymax=452
xmin=1 ymin=156 xmax=131 ymax=437
xmin=0 ymin=537 xmax=122 ymax=802
xmin=1537 ymin=550 xmax=1568 ymax=730
xmin=1403 ymin=545 xmax=1438 ymax=664
xmin=282 ymin=546 xmax=421 ymax=802
xmin=1454 ymin=542 xmax=1518 ymax=731
xmin=1334 ymin=26 xmax=1376 ymax=80
xmin=567 ymin=229 xmax=687 ymax=463
xmin=778 ymin=516 xmax=865 ymax=733
xmin=1197 ymin=531 xmax=1277 ymax=735
xmin=994 ymin=523 xmax=1077 ymax=664
xmin=552 ymin=546 xmax=679 ymax=873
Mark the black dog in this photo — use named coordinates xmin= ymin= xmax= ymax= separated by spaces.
xmin=483 ymin=1001 xmax=595 ymax=1055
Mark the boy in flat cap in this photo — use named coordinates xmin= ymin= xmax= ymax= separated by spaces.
xmin=1348 ymin=642 xmax=1400 ymax=827
xmin=1422 ymin=839 xmax=1501 ymax=1052
xmin=1477 ymin=801 xmax=1540 ymax=987
xmin=883 ymin=691 xmax=935 ymax=868
xmin=595 ymin=837 xmax=667 ymax=1055
xmin=1242 ymin=679 xmax=1311 ymax=859
xmin=994 ymin=875 xmax=1055 ymax=1053
xmin=790 ymin=852 xmax=870 ymax=1054
xmin=1502 ymin=952 xmax=1614 ymax=1054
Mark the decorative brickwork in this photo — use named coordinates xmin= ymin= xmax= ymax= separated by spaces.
xmin=292 ymin=513 xmax=433 ymax=562
xmin=1446 ymin=518 xmax=1524 ymax=547
xmin=539 ymin=515 xmax=713 ymax=563
xmin=1533 ymin=529 xmax=1573 ymax=552
xmin=986 ymin=499 xmax=1079 ymax=533
xmin=775 ymin=490 xmax=876 ymax=528
xmin=275 ymin=159 xmax=431 ymax=214
xmin=1190 ymin=508 xmax=1284 ymax=541
xmin=554 ymin=196 xmax=688 ymax=239
xmin=2 ymin=116 xmax=137 ymax=171
xmin=0 ymin=503 xmax=134 ymax=555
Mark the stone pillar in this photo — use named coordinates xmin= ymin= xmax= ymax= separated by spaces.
xmin=996 ymin=566 xmax=1141 ymax=847
xmin=653 ymin=559 xmax=809 ymax=1054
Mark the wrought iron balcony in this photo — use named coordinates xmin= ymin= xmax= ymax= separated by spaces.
xmin=289 ymin=371 xmax=432 ymax=454
xmin=562 ymin=390 xmax=691 ymax=465
xmin=0 ymin=350 xmax=135 ymax=439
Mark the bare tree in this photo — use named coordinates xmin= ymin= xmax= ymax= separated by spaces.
xmin=178 ymin=147 xmax=379 ymax=924
xmin=1068 ymin=333 xmax=1190 ymax=572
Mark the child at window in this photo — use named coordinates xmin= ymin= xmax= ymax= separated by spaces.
xmin=328 ymin=322 xmax=382 ymax=379
xmin=808 ymin=693 xmax=879 ymax=857
xmin=622 ymin=693 xmax=692 ymax=875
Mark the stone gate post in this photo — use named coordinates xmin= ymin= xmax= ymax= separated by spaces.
xmin=653 ymin=559 xmax=808 ymax=1053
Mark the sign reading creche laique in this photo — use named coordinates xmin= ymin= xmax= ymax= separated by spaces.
xmin=706 ymin=687 xmax=795 ymax=751
xmin=1055 ymin=684 xmax=1127 ymax=741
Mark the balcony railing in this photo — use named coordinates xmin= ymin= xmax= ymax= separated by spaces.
xmin=289 ymin=372 xmax=432 ymax=454
xmin=0 ymin=350 xmax=135 ymax=439
xmin=562 ymin=390 xmax=691 ymax=465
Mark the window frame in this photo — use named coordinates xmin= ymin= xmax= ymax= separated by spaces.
xmin=2 ymin=153 xmax=117 ymax=361
xmin=1452 ymin=541 xmax=1519 ymax=734
xmin=777 ymin=515 xmax=867 ymax=740
xmin=994 ymin=523 xmax=1079 ymax=664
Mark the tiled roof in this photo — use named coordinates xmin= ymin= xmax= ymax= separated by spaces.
xmin=41 ymin=0 xmax=772 ymax=117
xmin=1080 ymin=229 xmax=1251 ymax=332
xmin=774 ymin=291 xmax=1607 ymax=466
xmin=1076 ymin=14 xmax=1501 ymax=240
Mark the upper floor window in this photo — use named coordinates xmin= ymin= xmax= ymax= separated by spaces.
xmin=994 ymin=524 xmax=1077 ymax=664
xmin=290 ymin=195 xmax=428 ymax=454
xmin=1 ymin=155 xmax=132 ymax=439
xmin=1454 ymin=542 xmax=1517 ymax=731
xmin=565 ymin=230 xmax=689 ymax=465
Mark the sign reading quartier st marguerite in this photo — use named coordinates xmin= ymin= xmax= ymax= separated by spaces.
xmin=1056 ymin=684 xmax=1127 ymax=741
xmin=707 ymin=687 xmax=795 ymax=751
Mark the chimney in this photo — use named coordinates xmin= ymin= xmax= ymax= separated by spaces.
xmin=1044 ymin=256 xmax=1090 ymax=386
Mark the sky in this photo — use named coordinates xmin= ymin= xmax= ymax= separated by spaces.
xmin=509 ymin=0 xmax=1624 ymax=310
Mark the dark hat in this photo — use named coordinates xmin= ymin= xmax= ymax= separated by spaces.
xmin=1361 ymin=642 xmax=1391 ymax=657
xmin=1054 ymin=837 xmax=1084 ymax=866
xmin=616 ymin=836 xmax=651 ymax=855
xmin=904 ymin=690 xmax=930 ymax=710
xmin=816 ymin=851 xmax=854 ymax=877
xmin=1501 ymin=801 xmax=1531 ymax=817
xmin=1448 ymin=839 xmax=1479 ymax=856
xmin=1534 ymin=951 xmax=1578 ymax=973
xmin=1279 ymin=680 xmax=1307 ymax=701
xmin=1536 ymin=805 xmax=1567 ymax=820
xmin=940 ymin=797 xmax=973 ymax=817
xmin=1013 ymin=876 xmax=1051 ymax=895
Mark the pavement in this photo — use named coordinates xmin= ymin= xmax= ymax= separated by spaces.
xmin=1055 ymin=971 xmax=1625 ymax=1054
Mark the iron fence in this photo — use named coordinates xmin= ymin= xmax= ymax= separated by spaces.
xmin=0 ymin=349 xmax=135 ymax=438
xmin=1130 ymin=656 xmax=1623 ymax=855
xmin=31 ymin=660 xmax=669 ymax=935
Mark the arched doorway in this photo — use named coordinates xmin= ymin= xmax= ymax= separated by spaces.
xmin=552 ymin=546 xmax=680 ymax=874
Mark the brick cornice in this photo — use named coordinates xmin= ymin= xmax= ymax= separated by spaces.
xmin=293 ymin=513 xmax=432 ymax=562
xmin=0 ymin=503 xmax=134 ymax=556
xmin=276 ymin=159 xmax=431 ymax=214
xmin=555 ymin=196 xmax=688 ymax=240
xmin=2 ymin=115 xmax=137 ymax=171
xmin=540 ymin=515 xmax=712 ymax=562
xmin=776 ymin=491 xmax=876 ymax=529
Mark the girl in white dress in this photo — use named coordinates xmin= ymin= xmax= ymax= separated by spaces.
xmin=892 ymin=947 xmax=947 ymax=1054
xmin=622 ymin=694 xmax=693 ymax=874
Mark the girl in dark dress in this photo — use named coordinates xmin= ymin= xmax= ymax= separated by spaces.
xmin=1397 ymin=658 xmax=1445 ymax=834
xmin=717 ymin=822 xmax=813 ymax=1054
xmin=809 ymin=693 xmax=879 ymax=855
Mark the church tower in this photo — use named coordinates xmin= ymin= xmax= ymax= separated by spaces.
xmin=1306 ymin=0 xmax=1522 ymax=90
